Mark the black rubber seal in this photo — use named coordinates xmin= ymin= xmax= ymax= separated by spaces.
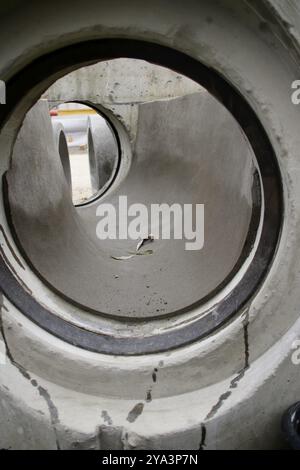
xmin=282 ymin=402 xmax=300 ymax=450
xmin=0 ymin=39 xmax=283 ymax=355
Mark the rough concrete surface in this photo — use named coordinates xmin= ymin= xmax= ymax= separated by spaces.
xmin=7 ymin=93 xmax=254 ymax=318
xmin=0 ymin=0 xmax=300 ymax=451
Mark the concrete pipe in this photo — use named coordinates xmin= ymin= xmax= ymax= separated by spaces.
xmin=51 ymin=119 xmax=72 ymax=191
xmin=0 ymin=0 xmax=300 ymax=451
xmin=6 ymin=89 xmax=257 ymax=323
xmin=54 ymin=116 xmax=88 ymax=135
xmin=87 ymin=113 xmax=119 ymax=198
xmin=52 ymin=114 xmax=89 ymax=150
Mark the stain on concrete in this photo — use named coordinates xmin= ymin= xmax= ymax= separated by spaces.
xmin=146 ymin=389 xmax=152 ymax=403
xmin=145 ymin=364 xmax=161 ymax=404
xmin=127 ymin=403 xmax=144 ymax=423
xmin=0 ymin=313 xmax=61 ymax=449
xmin=101 ymin=410 xmax=113 ymax=425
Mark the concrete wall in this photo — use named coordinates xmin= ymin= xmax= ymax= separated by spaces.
xmin=45 ymin=58 xmax=202 ymax=105
xmin=44 ymin=59 xmax=202 ymax=142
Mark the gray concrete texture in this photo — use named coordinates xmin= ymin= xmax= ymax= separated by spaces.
xmin=87 ymin=114 xmax=119 ymax=194
xmin=1 ymin=0 xmax=300 ymax=450
xmin=51 ymin=120 xmax=72 ymax=191
xmin=6 ymin=92 xmax=254 ymax=319
xmin=45 ymin=59 xmax=202 ymax=144
xmin=45 ymin=59 xmax=202 ymax=105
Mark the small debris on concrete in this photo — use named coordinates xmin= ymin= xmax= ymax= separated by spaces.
xmin=135 ymin=249 xmax=153 ymax=256
xmin=111 ymin=254 xmax=135 ymax=261
xmin=136 ymin=234 xmax=154 ymax=252
xmin=111 ymin=235 xmax=154 ymax=261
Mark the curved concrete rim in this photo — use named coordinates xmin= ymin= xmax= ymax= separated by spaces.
xmin=52 ymin=120 xmax=72 ymax=191
xmin=0 ymin=0 xmax=299 ymax=450
xmin=0 ymin=39 xmax=282 ymax=355
xmin=71 ymin=101 xmax=122 ymax=207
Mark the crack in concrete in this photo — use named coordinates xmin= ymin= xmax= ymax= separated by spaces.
xmin=145 ymin=366 xmax=160 ymax=404
xmin=199 ymin=423 xmax=207 ymax=450
xmin=205 ymin=391 xmax=232 ymax=421
xmin=0 ymin=308 xmax=60 ymax=449
xmin=243 ymin=311 xmax=250 ymax=369
xmin=126 ymin=364 xmax=162 ymax=423
xmin=204 ymin=311 xmax=250 ymax=422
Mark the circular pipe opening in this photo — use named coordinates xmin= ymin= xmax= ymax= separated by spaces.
xmin=50 ymin=102 xmax=120 ymax=206
xmin=0 ymin=40 xmax=282 ymax=354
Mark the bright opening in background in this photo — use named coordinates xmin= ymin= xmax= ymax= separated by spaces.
xmin=51 ymin=102 xmax=118 ymax=205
